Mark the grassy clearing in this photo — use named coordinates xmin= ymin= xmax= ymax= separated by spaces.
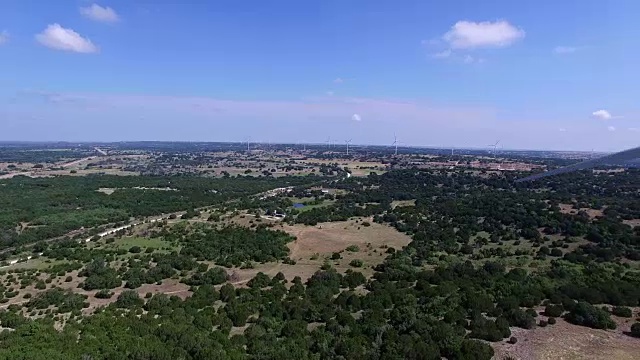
xmin=286 ymin=196 xmax=336 ymax=213
xmin=1 ymin=258 xmax=71 ymax=271
xmin=493 ymin=316 xmax=640 ymax=360
xmin=390 ymin=199 xmax=416 ymax=208
xmin=98 ymin=236 xmax=179 ymax=253
xmin=228 ymin=219 xmax=412 ymax=284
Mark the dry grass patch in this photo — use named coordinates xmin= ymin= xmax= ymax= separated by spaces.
xmin=228 ymin=220 xmax=411 ymax=284
xmin=493 ymin=316 xmax=640 ymax=360
xmin=558 ymin=204 xmax=604 ymax=219
xmin=283 ymin=220 xmax=410 ymax=259
xmin=391 ymin=199 xmax=416 ymax=209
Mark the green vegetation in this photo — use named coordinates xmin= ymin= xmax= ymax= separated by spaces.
xmin=564 ymin=302 xmax=617 ymax=329
xmin=349 ymin=259 xmax=363 ymax=267
xmin=0 ymin=175 xmax=322 ymax=249
xmin=611 ymin=306 xmax=633 ymax=318
xmin=164 ymin=223 xmax=295 ymax=267
xmin=0 ymin=149 xmax=638 ymax=359
xmin=345 ymin=245 xmax=360 ymax=252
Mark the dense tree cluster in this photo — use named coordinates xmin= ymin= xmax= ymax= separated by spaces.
xmin=163 ymin=224 xmax=295 ymax=267
xmin=0 ymin=175 xmax=321 ymax=249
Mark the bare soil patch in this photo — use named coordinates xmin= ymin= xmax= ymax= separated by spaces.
xmin=283 ymin=220 xmax=410 ymax=259
xmin=391 ymin=199 xmax=416 ymax=209
xmin=228 ymin=220 xmax=411 ymax=284
xmin=558 ymin=204 xmax=604 ymax=219
xmin=493 ymin=316 xmax=640 ymax=360
xmin=622 ymin=219 xmax=640 ymax=228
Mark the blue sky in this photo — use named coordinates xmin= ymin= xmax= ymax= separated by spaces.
xmin=1 ymin=0 xmax=638 ymax=151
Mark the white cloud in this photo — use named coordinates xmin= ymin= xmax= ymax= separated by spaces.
xmin=443 ymin=20 xmax=525 ymax=49
xmin=628 ymin=128 xmax=639 ymax=132
xmin=592 ymin=109 xmax=612 ymax=120
xmin=432 ymin=49 xmax=451 ymax=58
xmin=554 ymin=46 xmax=578 ymax=54
xmin=35 ymin=24 xmax=98 ymax=53
xmin=352 ymin=113 xmax=362 ymax=122
xmin=608 ymin=126 xmax=616 ymax=132
xmin=0 ymin=30 xmax=9 ymax=45
xmin=463 ymin=55 xmax=474 ymax=64
xmin=80 ymin=3 xmax=120 ymax=23
xmin=559 ymin=128 xmax=567 ymax=132
xmin=326 ymin=91 xmax=334 ymax=96
xmin=333 ymin=78 xmax=344 ymax=84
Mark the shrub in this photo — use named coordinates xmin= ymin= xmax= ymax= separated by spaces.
xmin=547 ymin=317 xmax=557 ymax=325
xmin=505 ymin=308 xmax=535 ymax=329
xmin=538 ymin=320 xmax=548 ymax=327
xmin=115 ymin=290 xmax=143 ymax=308
xmin=630 ymin=322 xmax=640 ymax=338
xmin=544 ymin=304 xmax=564 ymax=317
xmin=349 ymin=259 xmax=364 ymax=268
xmin=65 ymin=276 xmax=73 ymax=282
xmin=129 ymin=246 xmax=142 ymax=254
xmin=95 ymin=289 xmax=113 ymax=299
xmin=525 ymin=308 xmax=538 ymax=318
xmin=611 ymin=306 xmax=633 ymax=318
xmin=345 ymin=245 xmax=360 ymax=252
xmin=508 ymin=337 xmax=518 ymax=344
xmin=331 ymin=252 xmax=341 ymax=260
xmin=550 ymin=248 xmax=563 ymax=257
xmin=564 ymin=302 xmax=616 ymax=330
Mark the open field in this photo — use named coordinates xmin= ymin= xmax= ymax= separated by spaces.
xmin=229 ymin=219 xmax=411 ymax=283
xmin=558 ymin=203 xmax=605 ymax=219
xmin=391 ymin=199 xmax=416 ymax=208
xmin=493 ymin=315 xmax=640 ymax=360
xmin=96 ymin=236 xmax=178 ymax=252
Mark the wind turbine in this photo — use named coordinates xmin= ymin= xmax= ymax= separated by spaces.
xmin=392 ymin=134 xmax=399 ymax=155
xmin=487 ymin=140 xmax=500 ymax=157
xmin=325 ymin=136 xmax=332 ymax=148
xmin=345 ymin=139 xmax=352 ymax=155
xmin=245 ymin=137 xmax=251 ymax=152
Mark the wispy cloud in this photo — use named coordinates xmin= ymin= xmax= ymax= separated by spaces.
xmin=80 ymin=3 xmax=120 ymax=23
xmin=14 ymin=90 xmax=496 ymax=128
xmin=442 ymin=20 xmax=525 ymax=49
xmin=554 ymin=46 xmax=578 ymax=54
xmin=607 ymin=126 xmax=616 ymax=132
xmin=462 ymin=55 xmax=485 ymax=64
xmin=592 ymin=109 xmax=612 ymax=120
xmin=432 ymin=50 xmax=451 ymax=58
xmin=35 ymin=24 xmax=98 ymax=53
xmin=559 ymin=127 xmax=567 ymax=132
xmin=429 ymin=20 xmax=522 ymax=64
xmin=628 ymin=128 xmax=639 ymax=132
xmin=333 ymin=78 xmax=344 ymax=84
xmin=0 ymin=30 xmax=9 ymax=45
